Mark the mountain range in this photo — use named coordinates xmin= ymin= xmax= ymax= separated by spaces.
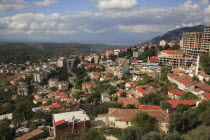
xmin=148 ymin=25 xmax=205 ymax=44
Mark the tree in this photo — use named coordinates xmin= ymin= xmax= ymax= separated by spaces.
xmin=169 ymin=109 xmax=200 ymax=133
xmin=0 ymin=120 xmax=11 ymax=140
xmin=200 ymin=53 xmax=210 ymax=74
xmin=163 ymin=44 xmax=170 ymax=50
xmin=121 ymin=127 xmax=145 ymax=140
xmin=199 ymin=107 xmax=210 ymax=125
xmin=179 ymin=92 xmax=199 ymax=100
xmin=138 ymin=93 xmax=163 ymax=106
xmin=120 ymin=92 xmax=127 ymax=97
xmin=142 ymin=131 xmax=182 ymax=140
xmin=160 ymin=101 xmax=172 ymax=110
xmin=86 ymin=129 xmax=106 ymax=140
xmin=131 ymin=112 xmax=155 ymax=132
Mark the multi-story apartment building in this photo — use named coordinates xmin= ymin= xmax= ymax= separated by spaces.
xmin=180 ymin=27 xmax=210 ymax=60
xmin=158 ymin=50 xmax=191 ymax=68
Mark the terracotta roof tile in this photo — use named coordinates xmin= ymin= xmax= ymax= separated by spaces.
xmin=168 ymin=90 xmax=185 ymax=96
xmin=118 ymin=97 xmax=138 ymax=107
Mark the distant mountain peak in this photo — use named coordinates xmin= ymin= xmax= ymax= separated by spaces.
xmin=149 ymin=25 xmax=205 ymax=44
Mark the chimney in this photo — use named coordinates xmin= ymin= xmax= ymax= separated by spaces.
xmin=196 ymin=55 xmax=200 ymax=76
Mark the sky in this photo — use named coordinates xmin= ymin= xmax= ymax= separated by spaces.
xmin=0 ymin=0 xmax=210 ymax=44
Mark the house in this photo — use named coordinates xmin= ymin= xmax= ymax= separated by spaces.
xmin=107 ymin=108 xmax=169 ymax=132
xmin=150 ymin=56 xmax=158 ymax=64
xmin=138 ymin=105 xmax=163 ymax=110
xmin=17 ymin=82 xmax=29 ymax=96
xmin=136 ymin=88 xmax=148 ymax=97
xmin=203 ymin=93 xmax=210 ymax=100
xmin=0 ymin=113 xmax=13 ymax=121
xmin=126 ymin=82 xmax=136 ymax=91
xmin=54 ymin=91 xmax=68 ymax=101
xmin=49 ymin=103 xmax=62 ymax=110
xmin=167 ymin=99 xmax=203 ymax=109
xmin=52 ymin=111 xmax=90 ymax=137
xmin=197 ymin=72 xmax=210 ymax=82
xmin=82 ymin=82 xmax=97 ymax=94
xmin=193 ymin=88 xmax=205 ymax=98
xmin=58 ymin=81 xmax=69 ymax=90
xmin=15 ymin=129 xmax=45 ymax=140
xmin=101 ymin=93 xmax=111 ymax=102
xmin=117 ymin=97 xmax=138 ymax=107
xmin=168 ymin=90 xmax=185 ymax=100
xmin=90 ymin=72 xmax=101 ymax=80
xmin=48 ymin=78 xmax=59 ymax=88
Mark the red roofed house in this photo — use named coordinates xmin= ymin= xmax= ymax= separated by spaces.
xmin=82 ymin=82 xmax=97 ymax=94
xmin=49 ymin=103 xmax=62 ymax=110
xmin=90 ymin=72 xmax=101 ymax=80
xmin=136 ymin=88 xmax=148 ymax=97
xmin=138 ymin=105 xmax=163 ymax=110
xmin=167 ymin=99 xmax=203 ymax=109
xmin=126 ymin=82 xmax=136 ymax=91
xmin=150 ymin=56 xmax=158 ymax=63
xmin=197 ymin=72 xmax=210 ymax=82
xmin=118 ymin=97 xmax=138 ymax=107
xmin=106 ymin=49 xmax=113 ymax=58
xmin=168 ymin=90 xmax=185 ymax=100
xmin=53 ymin=111 xmax=90 ymax=137
xmin=203 ymin=93 xmax=210 ymax=100
xmin=107 ymin=108 xmax=169 ymax=132
xmin=54 ymin=91 xmax=68 ymax=101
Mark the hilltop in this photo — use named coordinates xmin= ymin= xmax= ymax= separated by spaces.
xmin=148 ymin=25 xmax=205 ymax=44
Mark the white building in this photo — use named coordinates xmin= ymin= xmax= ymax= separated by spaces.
xmin=48 ymin=78 xmax=59 ymax=88
xmin=58 ymin=81 xmax=69 ymax=90
xmin=159 ymin=40 xmax=167 ymax=46
xmin=57 ymin=57 xmax=66 ymax=67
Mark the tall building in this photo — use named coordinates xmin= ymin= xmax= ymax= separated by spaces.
xmin=158 ymin=50 xmax=191 ymax=68
xmin=181 ymin=27 xmax=210 ymax=60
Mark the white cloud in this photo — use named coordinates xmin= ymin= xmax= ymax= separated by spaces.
xmin=33 ymin=0 xmax=59 ymax=7
xmin=96 ymin=0 xmax=138 ymax=10
xmin=0 ymin=0 xmax=30 ymax=14
xmin=0 ymin=1 xmax=208 ymax=43
xmin=118 ymin=24 xmax=169 ymax=33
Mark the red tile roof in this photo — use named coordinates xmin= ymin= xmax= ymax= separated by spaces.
xmin=108 ymin=108 xmax=169 ymax=122
xmin=118 ymin=97 xmax=138 ymax=107
xmin=138 ymin=105 xmax=162 ymax=110
xmin=116 ymin=90 xmax=128 ymax=95
xmin=136 ymin=88 xmax=148 ymax=95
xmin=168 ymin=90 xmax=185 ymax=96
xmin=49 ymin=103 xmax=62 ymax=109
xmin=150 ymin=56 xmax=158 ymax=62
xmin=54 ymin=119 xmax=66 ymax=127
xmin=203 ymin=93 xmax=210 ymax=99
xmin=55 ymin=91 xmax=68 ymax=98
xmin=167 ymin=99 xmax=202 ymax=108
xmin=161 ymin=50 xmax=183 ymax=54
xmin=15 ymin=129 xmax=45 ymax=140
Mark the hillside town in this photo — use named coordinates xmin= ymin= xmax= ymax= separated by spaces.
xmin=1 ymin=27 xmax=210 ymax=140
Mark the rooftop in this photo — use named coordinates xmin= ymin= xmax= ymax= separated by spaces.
xmin=53 ymin=110 xmax=90 ymax=123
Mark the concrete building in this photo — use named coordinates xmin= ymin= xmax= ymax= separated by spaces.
xmin=52 ymin=111 xmax=90 ymax=137
xmin=181 ymin=27 xmax=210 ymax=60
xmin=159 ymin=40 xmax=167 ymax=46
xmin=57 ymin=57 xmax=66 ymax=67
xmin=17 ymin=82 xmax=29 ymax=96
xmin=33 ymin=71 xmax=48 ymax=83
xmin=101 ymin=93 xmax=111 ymax=102
xmin=67 ymin=55 xmax=79 ymax=69
xmin=48 ymin=78 xmax=59 ymax=88
xmin=58 ymin=81 xmax=69 ymax=90
xmin=158 ymin=50 xmax=191 ymax=68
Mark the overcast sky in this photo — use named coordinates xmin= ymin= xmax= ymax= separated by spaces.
xmin=0 ymin=0 xmax=210 ymax=44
